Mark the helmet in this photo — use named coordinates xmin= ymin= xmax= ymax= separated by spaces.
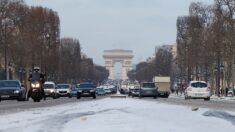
xmin=33 ymin=66 xmax=40 ymax=72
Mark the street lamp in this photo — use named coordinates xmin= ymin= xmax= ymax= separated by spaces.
xmin=1 ymin=18 xmax=13 ymax=80
xmin=44 ymin=33 xmax=50 ymax=80
xmin=2 ymin=18 xmax=9 ymax=80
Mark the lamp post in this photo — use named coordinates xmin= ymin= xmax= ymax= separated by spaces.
xmin=45 ymin=33 xmax=50 ymax=81
xmin=2 ymin=19 xmax=8 ymax=80
xmin=2 ymin=18 xmax=13 ymax=80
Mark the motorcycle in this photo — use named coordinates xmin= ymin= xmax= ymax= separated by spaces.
xmin=30 ymin=81 xmax=43 ymax=102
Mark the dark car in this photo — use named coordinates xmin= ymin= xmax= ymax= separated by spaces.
xmin=110 ymin=86 xmax=118 ymax=94
xmin=70 ymin=87 xmax=79 ymax=97
xmin=77 ymin=82 xmax=96 ymax=99
xmin=0 ymin=80 xmax=27 ymax=102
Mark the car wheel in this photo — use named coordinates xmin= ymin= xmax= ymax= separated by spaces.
xmin=77 ymin=95 xmax=81 ymax=99
xmin=165 ymin=94 xmax=169 ymax=98
xmin=153 ymin=95 xmax=157 ymax=99
xmin=68 ymin=95 xmax=72 ymax=98
xmin=22 ymin=95 xmax=27 ymax=101
xmin=93 ymin=94 xmax=96 ymax=99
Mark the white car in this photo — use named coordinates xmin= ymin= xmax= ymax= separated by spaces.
xmin=56 ymin=84 xmax=72 ymax=98
xmin=43 ymin=81 xmax=58 ymax=99
xmin=185 ymin=81 xmax=211 ymax=101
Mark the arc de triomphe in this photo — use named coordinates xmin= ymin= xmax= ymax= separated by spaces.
xmin=103 ymin=49 xmax=133 ymax=80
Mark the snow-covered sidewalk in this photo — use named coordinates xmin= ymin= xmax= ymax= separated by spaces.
xmin=0 ymin=98 xmax=235 ymax=132
xmin=170 ymin=93 xmax=235 ymax=101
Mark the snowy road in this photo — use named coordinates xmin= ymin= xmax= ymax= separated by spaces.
xmin=0 ymin=97 xmax=235 ymax=132
xmin=0 ymin=97 xmax=106 ymax=114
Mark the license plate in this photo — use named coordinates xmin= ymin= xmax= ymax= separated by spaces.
xmin=1 ymin=95 xmax=10 ymax=98
xmin=195 ymin=94 xmax=203 ymax=96
xmin=146 ymin=91 xmax=152 ymax=94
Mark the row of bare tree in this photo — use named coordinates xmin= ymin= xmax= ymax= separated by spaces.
xmin=0 ymin=0 xmax=108 ymax=83
xmin=176 ymin=0 xmax=235 ymax=95
xmin=128 ymin=46 xmax=173 ymax=82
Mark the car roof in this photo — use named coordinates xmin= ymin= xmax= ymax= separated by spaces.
xmin=190 ymin=81 xmax=207 ymax=84
xmin=0 ymin=80 xmax=20 ymax=82
xmin=44 ymin=81 xmax=55 ymax=85
xmin=57 ymin=83 xmax=70 ymax=85
xmin=142 ymin=82 xmax=154 ymax=83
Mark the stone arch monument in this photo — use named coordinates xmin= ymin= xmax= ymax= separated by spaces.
xmin=103 ymin=49 xmax=133 ymax=80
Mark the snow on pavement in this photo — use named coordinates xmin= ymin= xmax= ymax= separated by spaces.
xmin=0 ymin=98 xmax=235 ymax=132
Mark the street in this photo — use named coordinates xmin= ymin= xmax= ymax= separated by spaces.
xmin=0 ymin=95 xmax=235 ymax=132
xmin=0 ymin=96 xmax=105 ymax=114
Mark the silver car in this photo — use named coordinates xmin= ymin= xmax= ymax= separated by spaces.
xmin=139 ymin=82 xmax=158 ymax=99
xmin=43 ymin=81 xmax=57 ymax=99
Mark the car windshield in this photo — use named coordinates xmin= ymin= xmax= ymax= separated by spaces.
xmin=97 ymin=88 xmax=104 ymax=91
xmin=79 ymin=83 xmax=94 ymax=88
xmin=44 ymin=84 xmax=54 ymax=89
xmin=0 ymin=81 xmax=20 ymax=88
xmin=57 ymin=84 xmax=70 ymax=89
xmin=142 ymin=83 xmax=155 ymax=88
xmin=191 ymin=82 xmax=207 ymax=88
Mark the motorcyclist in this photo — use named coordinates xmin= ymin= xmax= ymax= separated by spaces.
xmin=28 ymin=67 xmax=46 ymax=100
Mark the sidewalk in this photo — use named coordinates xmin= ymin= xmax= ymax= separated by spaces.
xmin=210 ymin=95 xmax=235 ymax=100
xmin=170 ymin=93 xmax=235 ymax=101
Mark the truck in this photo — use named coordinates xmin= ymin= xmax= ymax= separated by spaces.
xmin=153 ymin=76 xmax=171 ymax=98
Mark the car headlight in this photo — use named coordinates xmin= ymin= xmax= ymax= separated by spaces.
xmin=50 ymin=89 xmax=54 ymax=93
xmin=14 ymin=90 xmax=20 ymax=94
xmin=78 ymin=90 xmax=82 ymax=92
xmin=90 ymin=90 xmax=95 ymax=92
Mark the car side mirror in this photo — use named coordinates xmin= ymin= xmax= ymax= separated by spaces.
xmin=21 ymin=84 xmax=25 ymax=87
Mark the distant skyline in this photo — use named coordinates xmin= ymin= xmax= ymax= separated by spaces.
xmin=25 ymin=0 xmax=214 ymax=65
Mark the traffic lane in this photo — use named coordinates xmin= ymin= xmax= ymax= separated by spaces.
xmin=0 ymin=96 xmax=107 ymax=114
xmin=137 ymin=96 xmax=235 ymax=112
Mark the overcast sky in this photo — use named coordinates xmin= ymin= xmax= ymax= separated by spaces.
xmin=25 ymin=0 xmax=214 ymax=66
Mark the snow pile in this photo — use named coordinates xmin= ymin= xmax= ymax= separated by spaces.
xmin=0 ymin=98 xmax=234 ymax=132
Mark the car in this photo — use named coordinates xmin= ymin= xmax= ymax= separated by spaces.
xmin=129 ymin=85 xmax=140 ymax=97
xmin=228 ymin=88 xmax=234 ymax=97
xmin=77 ymin=82 xmax=96 ymax=99
xmin=43 ymin=81 xmax=58 ymax=99
xmin=0 ymin=80 xmax=27 ymax=102
xmin=109 ymin=85 xmax=117 ymax=94
xmin=56 ymin=84 xmax=72 ymax=98
xmin=70 ymin=87 xmax=79 ymax=97
xmin=104 ymin=86 xmax=112 ymax=94
xmin=184 ymin=81 xmax=211 ymax=101
xmin=96 ymin=87 xmax=106 ymax=96
xmin=139 ymin=82 xmax=158 ymax=99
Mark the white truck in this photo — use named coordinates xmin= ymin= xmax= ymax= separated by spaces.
xmin=153 ymin=76 xmax=171 ymax=98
